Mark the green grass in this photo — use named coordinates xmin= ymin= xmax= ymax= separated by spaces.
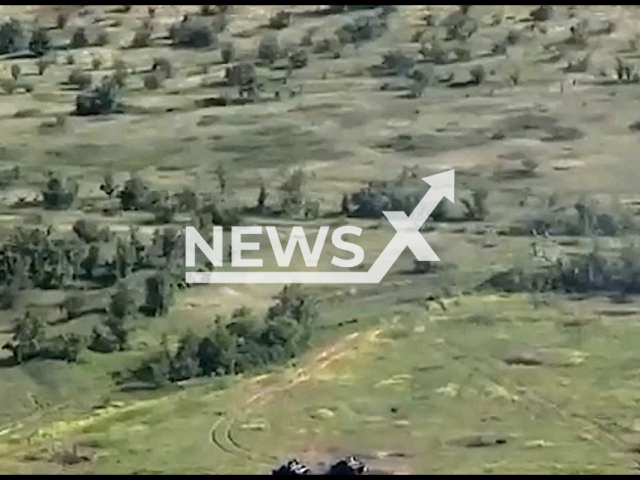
xmin=1 ymin=294 xmax=639 ymax=474
xmin=0 ymin=3 xmax=639 ymax=474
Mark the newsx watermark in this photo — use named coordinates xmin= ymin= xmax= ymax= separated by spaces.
xmin=185 ymin=170 xmax=455 ymax=284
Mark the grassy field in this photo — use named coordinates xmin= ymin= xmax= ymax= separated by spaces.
xmin=0 ymin=3 xmax=639 ymax=474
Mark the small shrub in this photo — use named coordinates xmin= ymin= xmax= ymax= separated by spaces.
xmin=461 ymin=187 xmax=489 ymax=221
xmin=268 ymin=10 xmax=291 ymax=30
xmin=225 ymin=62 xmax=256 ymax=88
xmin=70 ymin=27 xmax=89 ymax=49
xmin=335 ymin=15 xmax=386 ymax=46
xmin=258 ymin=34 xmax=279 ymax=66
xmin=567 ymin=20 xmax=589 ymax=47
xmin=62 ymin=295 xmax=85 ymax=320
xmin=615 ymin=56 xmax=635 ymax=82
xmin=508 ymin=66 xmax=521 ymax=86
xmin=100 ymin=172 xmax=117 ymax=197
xmin=42 ymin=173 xmax=76 ymax=210
xmin=29 ymin=27 xmax=50 ymax=57
xmin=419 ymin=39 xmax=449 ymax=65
xmin=75 ymin=81 xmax=119 ymax=116
xmin=381 ymin=49 xmax=414 ymax=76
xmin=68 ymin=68 xmax=92 ymax=90
xmin=0 ymin=78 xmax=16 ymax=95
xmin=56 ymin=12 xmax=68 ymax=30
xmin=10 ymin=64 xmax=20 ymax=81
xmin=143 ymin=72 xmax=163 ymax=90
xmin=170 ymin=16 xmax=218 ymax=48
xmin=221 ymin=41 xmax=235 ymax=63
xmin=469 ymin=64 xmax=485 ymax=85
xmin=131 ymin=27 xmax=151 ymax=48
xmin=453 ymin=46 xmax=471 ymax=62
xmin=152 ymin=56 xmax=172 ymax=80
xmin=491 ymin=40 xmax=507 ymax=56
xmin=530 ymin=5 xmax=553 ymax=22
xmin=91 ymin=54 xmax=102 ymax=71
xmin=66 ymin=53 xmax=75 ymax=65
xmin=109 ymin=282 xmax=136 ymax=320
xmin=313 ymin=36 xmax=342 ymax=58
xmin=564 ymin=53 xmax=590 ymax=73
xmin=300 ymin=27 xmax=317 ymax=46
xmin=288 ymin=48 xmax=308 ymax=70
xmin=118 ymin=176 xmax=149 ymax=211
xmin=0 ymin=18 xmax=27 ymax=55
xmin=506 ymin=29 xmax=520 ymax=46
xmin=112 ymin=58 xmax=128 ymax=88
xmin=36 ymin=56 xmax=53 ymax=76
xmin=408 ymin=67 xmax=431 ymax=98
xmin=73 ymin=218 xmax=104 ymax=243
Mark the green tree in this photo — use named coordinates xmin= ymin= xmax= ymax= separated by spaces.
xmin=144 ymin=269 xmax=175 ymax=316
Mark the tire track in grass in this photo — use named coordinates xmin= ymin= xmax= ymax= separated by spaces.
xmin=210 ymin=331 xmax=365 ymax=465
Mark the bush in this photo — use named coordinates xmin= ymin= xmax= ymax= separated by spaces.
xmin=10 ymin=64 xmax=20 ymax=81
xmin=170 ymin=15 xmax=218 ymax=48
xmin=91 ymin=54 xmax=102 ymax=71
xmin=143 ymin=72 xmax=163 ymax=90
xmin=56 ymin=12 xmax=68 ymax=30
xmin=36 ymin=56 xmax=53 ymax=76
xmin=221 ymin=41 xmax=235 ymax=63
xmin=62 ymin=294 xmax=85 ymax=320
xmin=409 ymin=68 xmax=431 ymax=98
xmin=118 ymin=176 xmax=149 ymax=211
xmin=335 ymin=15 xmax=386 ymax=45
xmin=29 ymin=27 xmax=50 ymax=57
xmin=152 ymin=56 xmax=172 ymax=79
xmin=109 ymin=282 xmax=136 ymax=320
xmin=75 ymin=79 xmax=120 ymax=116
xmin=268 ymin=10 xmax=292 ymax=30
xmin=469 ymin=64 xmax=485 ymax=85
xmin=313 ymin=36 xmax=342 ymax=58
xmin=225 ymin=62 xmax=256 ymax=88
xmin=126 ymin=285 xmax=318 ymax=385
xmin=42 ymin=173 xmax=76 ymax=210
xmin=70 ymin=27 xmax=89 ymax=49
xmin=131 ymin=27 xmax=151 ymax=48
xmin=380 ymin=50 xmax=414 ymax=76
xmin=145 ymin=270 xmax=175 ymax=317
xmin=419 ymin=39 xmax=450 ymax=65
xmin=73 ymin=219 xmax=106 ymax=243
xmin=112 ymin=58 xmax=129 ymax=88
xmin=461 ymin=188 xmax=489 ymax=220
xmin=288 ymin=48 xmax=308 ymax=70
xmin=68 ymin=68 xmax=92 ymax=90
xmin=530 ymin=5 xmax=553 ymax=22
xmin=0 ymin=18 xmax=26 ymax=55
xmin=258 ymin=34 xmax=279 ymax=66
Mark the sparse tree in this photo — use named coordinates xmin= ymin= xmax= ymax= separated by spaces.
xmin=469 ymin=64 xmax=485 ymax=85
xmin=10 ymin=64 xmax=20 ymax=81
xmin=258 ymin=34 xmax=279 ymax=66
xmin=29 ymin=27 xmax=50 ymax=57
xmin=221 ymin=41 xmax=235 ymax=64
xmin=145 ymin=269 xmax=175 ymax=317
xmin=215 ymin=163 xmax=227 ymax=195
xmin=100 ymin=172 xmax=117 ymax=197
xmin=109 ymin=282 xmax=136 ymax=320
xmin=257 ymin=182 xmax=268 ymax=212
xmin=62 ymin=294 xmax=85 ymax=320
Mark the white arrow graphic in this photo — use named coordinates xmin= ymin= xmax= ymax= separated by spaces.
xmin=186 ymin=170 xmax=455 ymax=284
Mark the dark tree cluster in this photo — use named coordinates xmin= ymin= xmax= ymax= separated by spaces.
xmin=484 ymin=243 xmax=640 ymax=297
xmin=3 ymin=312 xmax=83 ymax=364
xmin=126 ymin=286 xmax=319 ymax=387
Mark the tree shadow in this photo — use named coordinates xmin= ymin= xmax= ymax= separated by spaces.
xmin=0 ymin=356 xmax=17 ymax=368
xmin=48 ymin=307 xmax=107 ymax=326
